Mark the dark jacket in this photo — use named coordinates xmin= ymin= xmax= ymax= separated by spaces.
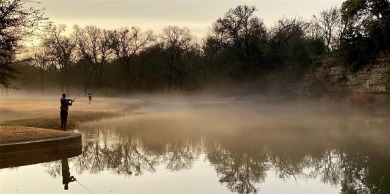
xmin=60 ymin=98 xmax=73 ymax=111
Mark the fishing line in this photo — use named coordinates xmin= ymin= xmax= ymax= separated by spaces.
xmin=76 ymin=180 xmax=95 ymax=194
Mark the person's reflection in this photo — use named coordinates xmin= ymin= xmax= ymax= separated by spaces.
xmin=61 ymin=158 xmax=76 ymax=190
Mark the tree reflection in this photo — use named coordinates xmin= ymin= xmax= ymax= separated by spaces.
xmin=310 ymin=150 xmax=342 ymax=186
xmin=163 ymin=139 xmax=201 ymax=171
xmin=206 ymin=138 xmax=269 ymax=193
xmin=340 ymin=150 xmax=390 ymax=194
xmin=40 ymin=114 xmax=390 ymax=194
xmin=70 ymin=125 xmax=202 ymax=177
xmin=43 ymin=160 xmax=62 ymax=178
xmin=75 ymin=136 xmax=160 ymax=176
xmin=202 ymin=114 xmax=390 ymax=193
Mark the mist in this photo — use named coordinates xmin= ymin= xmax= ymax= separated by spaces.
xmin=2 ymin=1 xmax=390 ymax=193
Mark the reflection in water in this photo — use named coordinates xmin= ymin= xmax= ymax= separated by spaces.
xmin=38 ymin=105 xmax=390 ymax=193
xmin=61 ymin=158 xmax=76 ymax=190
xmin=207 ymin=141 xmax=269 ymax=193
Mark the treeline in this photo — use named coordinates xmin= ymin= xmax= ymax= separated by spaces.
xmin=2 ymin=0 xmax=390 ymax=96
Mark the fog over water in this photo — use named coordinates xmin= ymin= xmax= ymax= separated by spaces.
xmin=1 ymin=96 xmax=390 ymax=193
xmin=2 ymin=0 xmax=390 ymax=192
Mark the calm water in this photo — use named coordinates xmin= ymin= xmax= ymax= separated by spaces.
xmin=1 ymin=101 xmax=390 ymax=193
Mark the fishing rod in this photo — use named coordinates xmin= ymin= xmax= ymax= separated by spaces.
xmin=69 ymin=76 xmax=95 ymax=101
xmin=72 ymin=89 xmax=84 ymax=101
xmin=72 ymin=77 xmax=95 ymax=101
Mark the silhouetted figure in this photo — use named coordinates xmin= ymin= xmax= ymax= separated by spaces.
xmin=61 ymin=158 xmax=76 ymax=190
xmin=87 ymin=92 xmax=92 ymax=104
xmin=60 ymin=93 xmax=74 ymax=131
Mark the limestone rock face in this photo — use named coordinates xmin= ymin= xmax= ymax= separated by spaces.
xmin=297 ymin=53 xmax=390 ymax=99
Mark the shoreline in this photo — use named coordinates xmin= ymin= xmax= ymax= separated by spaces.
xmin=0 ymin=97 xmax=140 ymax=144
xmin=0 ymin=131 xmax=82 ymax=169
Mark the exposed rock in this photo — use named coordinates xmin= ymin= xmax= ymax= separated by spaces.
xmin=297 ymin=53 xmax=390 ymax=101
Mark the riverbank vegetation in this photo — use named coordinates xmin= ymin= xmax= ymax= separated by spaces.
xmin=0 ymin=0 xmax=389 ymax=98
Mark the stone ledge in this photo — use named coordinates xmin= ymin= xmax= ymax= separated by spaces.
xmin=0 ymin=132 xmax=82 ymax=169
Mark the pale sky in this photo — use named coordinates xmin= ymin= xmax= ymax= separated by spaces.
xmin=37 ymin=0 xmax=345 ymax=38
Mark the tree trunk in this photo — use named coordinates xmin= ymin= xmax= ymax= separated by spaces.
xmin=65 ymin=63 xmax=70 ymax=95
xmin=40 ymin=70 xmax=44 ymax=97
xmin=124 ymin=59 xmax=131 ymax=93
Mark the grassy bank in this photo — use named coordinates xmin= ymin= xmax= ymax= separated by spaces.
xmin=1 ymin=111 xmax=123 ymax=130
xmin=0 ymin=111 xmax=122 ymax=144
xmin=0 ymin=126 xmax=69 ymax=144
xmin=0 ymin=97 xmax=139 ymax=144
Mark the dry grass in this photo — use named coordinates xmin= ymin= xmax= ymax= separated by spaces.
xmin=0 ymin=97 xmax=140 ymax=144
xmin=0 ymin=97 xmax=137 ymax=122
xmin=0 ymin=126 xmax=69 ymax=144
xmin=2 ymin=111 xmax=123 ymax=130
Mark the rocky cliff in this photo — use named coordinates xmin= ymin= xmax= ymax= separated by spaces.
xmin=297 ymin=53 xmax=390 ymax=101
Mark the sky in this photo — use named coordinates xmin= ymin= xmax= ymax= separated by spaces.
xmin=36 ymin=0 xmax=345 ymax=38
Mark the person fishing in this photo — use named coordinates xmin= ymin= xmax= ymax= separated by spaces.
xmin=87 ymin=91 xmax=92 ymax=104
xmin=60 ymin=93 xmax=75 ymax=131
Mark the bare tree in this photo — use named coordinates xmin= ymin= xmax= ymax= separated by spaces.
xmin=29 ymin=45 xmax=50 ymax=96
xmin=311 ymin=6 xmax=342 ymax=52
xmin=207 ymin=5 xmax=267 ymax=78
xmin=268 ymin=18 xmax=309 ymax=49
xmin=110 ymin=27 xmax=155 ymax=93
xmin=265 ymin=17 xmax=311 ymax=71
xmin=74 ymin=25 xmax=113 ymax=90
xmin=160 ymin=26 xmax=196 ymax=88
xmin=211 ymin=5 xmax=266 ymax=48
xmin=42 ymin=24 xmax=78 ymax=94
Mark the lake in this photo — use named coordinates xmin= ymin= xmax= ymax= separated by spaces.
xmin=1 ymin=100 xmax=389 ymax=193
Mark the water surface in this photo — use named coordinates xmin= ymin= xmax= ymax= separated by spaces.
xmin=1 ymin=101 xmax=390 ymax=193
